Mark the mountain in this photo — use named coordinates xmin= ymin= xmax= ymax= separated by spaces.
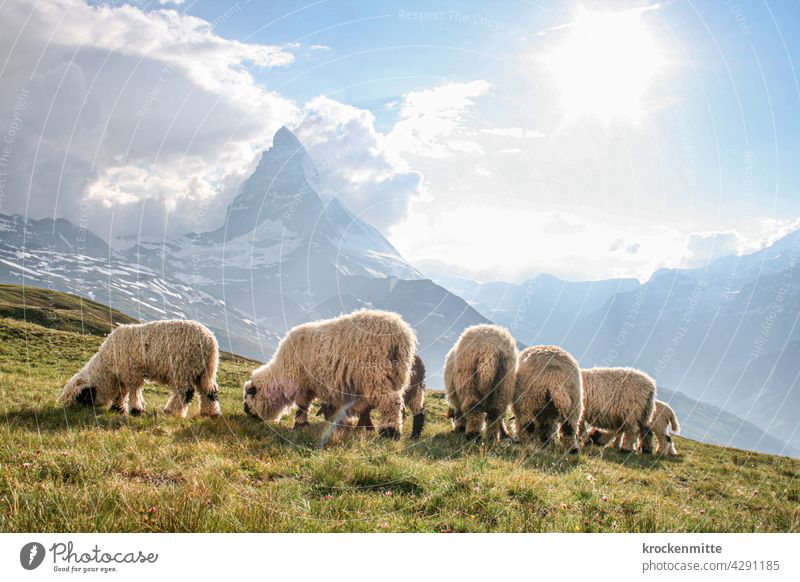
xmin=658 ymin=387 xmax=798 ymax=458
xmin=0 ymin=127 xmax=487 ymax=380
xmin=430 ymin=272 xmax=640 ymax=345
xmin=433 ymin=230 xmax=800 ymax=455
xmin=0 ymin=213 xmax=278 ymax=359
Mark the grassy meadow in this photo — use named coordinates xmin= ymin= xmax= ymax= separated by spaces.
xmin=0 ymin=286 xmax=798 ymax=532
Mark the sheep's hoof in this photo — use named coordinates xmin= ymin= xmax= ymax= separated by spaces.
xmin=293 ymin=421 xmax=309 ymax=430
xmin=130 ymin=408 xmax=144 ymax=417
xmin=568 ymin=447 xmax=580 ymax=455
xmin=379 ymin=427 xmax=401 ymax=440
xmin=464 ymin=431 xmax=481 ymax=441
xmin=110 ymin=404 xmax=127 ymax=414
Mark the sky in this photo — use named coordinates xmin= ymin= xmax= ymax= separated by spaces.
xmin=1 ymin=0 xmax=799 ymax=282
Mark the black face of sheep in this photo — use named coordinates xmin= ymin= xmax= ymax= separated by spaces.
xmin=75 ymin=386 xmax=97 ymax=407
xmin=243 ymin=382 xmax=259 ymax=418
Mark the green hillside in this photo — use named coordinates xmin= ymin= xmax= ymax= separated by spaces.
xmin=0 ymin=284 xmax=137 ymax=336
xmin=0 ymin=286 xmax=797 ymax=532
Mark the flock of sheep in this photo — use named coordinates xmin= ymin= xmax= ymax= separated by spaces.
xmin=59 ymin=309 xmax=680 ymax=455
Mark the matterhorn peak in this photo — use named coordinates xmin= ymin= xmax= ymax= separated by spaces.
xmin=272 ymin=126 xmax=303 ymax=149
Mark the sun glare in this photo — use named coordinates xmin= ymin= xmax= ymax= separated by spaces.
xmin=544 ymin=6 xmax=667 ymax=123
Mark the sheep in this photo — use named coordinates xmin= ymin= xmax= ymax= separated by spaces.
xmin=513 ymin=345 xmax=583 ymax=453
xmin=60 ymin=319 xmax=221 ymax=418
xmin=444 ymin=324 xmax=518 ymax=442
xmin=578 ymin=367 xmax=656 ymax=453
xmin=591 ymin=400 xmax=680 ymax=455
xmin=242 ymin=309 xmax=416 ymax=440
xmin=318 ymin=354 xmax=428 ymax=439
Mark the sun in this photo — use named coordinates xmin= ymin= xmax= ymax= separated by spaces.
xmin=543 ymin=6 xmax=667 ymax=124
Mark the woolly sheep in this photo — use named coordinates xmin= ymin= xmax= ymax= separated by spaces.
xmin=578 ymin=367 xmax=655 ymax=453
xmin=60 ymin=319 xmax=221 ymax=418
xmin=242 ymin=309 xmax=416 ymax=440
xmin=591 ymin=400 xmax=680 ymax=456
xmin=318 ymin=354 xmax=428 ymax=439
xmin=444 ymin=324 xmax=517 ymax=442
xmin=513 ymin=345 xmax=583 ymax=453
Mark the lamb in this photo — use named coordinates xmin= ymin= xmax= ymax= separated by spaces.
xmin=60 ymin=319 xmax=221 ymax=418
xmin=513 ymin=345 xmax=583 ymax=453
xmin=578 ymin=367 xmax=656 ymax=453
xmin=444 ymin=324 xmax=518 ymax=442
xmin=590 ymin=400 xmax=680 ymax=456
xmin=242 ymin=309 xmax=416 ymax=440
xmin=318 ymin=354 xmax=428 ymax=439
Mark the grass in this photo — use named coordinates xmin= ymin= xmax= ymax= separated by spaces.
xmin=0 ymin=286 xmax=798 ymax=532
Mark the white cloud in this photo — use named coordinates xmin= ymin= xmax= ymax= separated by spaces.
xmin=385 ymin=80 xmax=491 ymax=158
xmin=480 ymin=127 xmax=546 ymax=139
xmin=294 ymin=96 xmax=422 ymax=230
xmin=0 ymin=0 xmax=298 ymax=237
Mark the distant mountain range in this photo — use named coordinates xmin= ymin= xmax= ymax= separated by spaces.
xmin=0 ymin=127 xmax=487 ymax=383
xmin=430 ymin=229 xmax=800 ymax=457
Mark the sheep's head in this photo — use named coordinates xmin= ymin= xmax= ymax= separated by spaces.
xmin=60 ymin=373 xmax=97 ymax=407
xmin=242 ymin=365 xmax=299 ymax=422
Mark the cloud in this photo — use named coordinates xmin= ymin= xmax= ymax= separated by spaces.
xmin=682 ymin=231 xmax=744 ymax=266
xmin=0 ymin=0 xmax=298 ymax=237
xmin=294 ymin=96 xmax=422 ymax=230
xmin=480 ymin=127 xmax=546 ymax=139
xmin=385 ymin=80 xmax=491 ymax=158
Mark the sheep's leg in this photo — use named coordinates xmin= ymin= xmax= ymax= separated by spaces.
xmin=375 ymin=392 xmax=403 ymax=440
xmin=164 ymin=385 xmax=191 ymax=418
xmin=128 ymin=385 xmax=145 ymax=416
xmin=638 ymin=422 xmax=654 ymax=454
xmin=618 ymin=425 xmax=637 ymax=452
xmin=293 ymin=389 xmax=315 ymax=429
xmin=485 ymin=409 xmax=505 ymax=444
xmin=406 ymin=385 xmax=425 ymax=439
xmin=666 ymin=434 xmax=678 ymax=456
xmin=199 ymin=382 xmax=222 ymax=418
xmin=612 ymin=431 xmax=624 ymax=448
xmin=355 ymin=406 xmax=375 ymax=431
xmin=110 ymin=390 xmax=129 ymax=414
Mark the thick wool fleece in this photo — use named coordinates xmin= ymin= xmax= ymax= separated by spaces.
xmin=60 ymin=319 xmax=220 ymax=418
xmin=243 ymin=309 xmax=416 ymax=440
xmin=589 ymin=400 xmax=679 ymax=455
xmin=444 ymin=324 xmax=518 ymax=442
xmin=579 ymin=367 xmax=656 ymax=453
xmin=513 ymin=345 xmax=583 ymax=452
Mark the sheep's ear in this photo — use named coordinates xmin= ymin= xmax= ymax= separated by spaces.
xmin=246 ymin=385 xmax=257 ymax=396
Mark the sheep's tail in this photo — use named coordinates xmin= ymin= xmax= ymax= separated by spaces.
xmin=474 ymin=349 xmax=502 ymax=399
xmin=668 ymin=408 xmax=680 ymax=434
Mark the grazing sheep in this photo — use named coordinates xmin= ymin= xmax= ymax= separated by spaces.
xmin=242 ymin=309 xmax=416 ymax=440
xmin=316 ymin=354 xmax=428 ymax=439
xmin=579 ymin=367 xmax=656 ymax=453
xmin=444 ymin=324 xmax=518 ymax=442
xmin=513 ymin=345 xmax=583 ymax=453
xmin=588 ymin=400 xmax=680 ymax=456
xmin=60 ymin=320 xmax=220 ymax=418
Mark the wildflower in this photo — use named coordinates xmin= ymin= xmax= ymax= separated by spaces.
xmin=22 ymin=462 xmax=32 ymax=469
xmin=699 ymin=508 xmax=706 ymax=515
xmin=147 ymin=506 xmax=157 ymax=514
xmin=384 ymin=490 xmax=393 ymax=497
xmin=601 ymin=495 xmax=608 ymax=502
xmin=321 ymin=494 xmax=333 ymax=501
